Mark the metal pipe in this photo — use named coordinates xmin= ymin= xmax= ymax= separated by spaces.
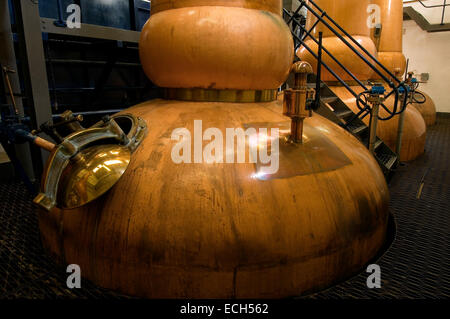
xmin=54 ymin=0 xmax=67 ymax=27
xmin=0 ymin=0 xmax=35 ymax=181
xmin=12 ymin=0 xmax=54 ymax=174
xmin=396 ymin=96 xmax=407 ymax=155
xmin=291 ymin=119 xmax=304 ymax=143
xmin=369 ymin=103 xmax=380 ymax=154
xmin=314 ymin=32 xmax=323 ymax=110
xmin=1 ymin=67 xmax=20 ymax=118
xmin=284 ymin=61 xmax=313 ymax=144
xmin=33 ymin=136 xmax=56 ymax=152
xmin=19 ymin=109 xmax=124 ymax=122
xmin=14 ymin=129 xmax=56 ymax=152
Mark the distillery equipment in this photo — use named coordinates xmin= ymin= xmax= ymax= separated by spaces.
xmin=404 ymin=72 xmax=437 ymax=127
xmin=31 ymin=0 xmax=391 ymax=298
xmin=297 ymin=0 xmax=428 ymax=162
xmin=411 ymin=90 xmax=437 ymax=127
xmin=370 ymin=0 xmax=407 ymax=79
xmin=369 ymin=0 xmax=436 ymax=127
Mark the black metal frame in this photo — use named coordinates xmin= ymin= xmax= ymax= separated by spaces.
xmin=415 ymin=0 xmax=449 ymax=25
xmin=41 ymin=36 xmax=154 ymax=114
xmin=284 ymin=0 xmax=409 ymax=128
xmin=3 ymin=0 xmax=156 ymax=181
xmin=53 ymin=0 xmax=142 ymax=30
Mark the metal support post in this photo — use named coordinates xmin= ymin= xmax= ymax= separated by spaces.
xmin=12 ymin=0 xmax=54 ymax=175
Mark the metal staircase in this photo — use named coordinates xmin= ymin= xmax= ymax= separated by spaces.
xmin=307 ymin=76 xmax=399 ymax=178
xmin=284 ymin=0 xmax=409 ymax=179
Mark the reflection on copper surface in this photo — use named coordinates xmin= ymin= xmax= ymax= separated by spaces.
xmin=57 ymin=145 xmax=131 ymax=209
xmin=244 ymin=121 xmax=352 ymax=180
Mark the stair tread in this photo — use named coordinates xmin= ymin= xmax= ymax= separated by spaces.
xmin=386 ymin=156 xmax=398 ymax=169
xmin=383 ymin=156 xmax=398 ymax=169
xmin=321 ymin=97 xmax=338 ymax=104
xmin=307 ymin=83 xmax=325 ymax=89
xmin=352 ymin=126 xmax=367 ymax=134
xmin=374 ymin=139 xmax=383 ymax=150
xmin=346 ymin=122 xmax=368 ymax=134
xmin=376 ymin=152 xmax=397 ymax=168
xmin=335 ymin=109 xmax=354 ymax=118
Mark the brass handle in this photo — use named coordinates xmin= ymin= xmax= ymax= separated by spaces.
xmin=34 ymin=136 xmax=56 ymax=152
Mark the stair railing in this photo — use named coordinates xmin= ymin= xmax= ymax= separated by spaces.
xmin=283 ymin=0 xmax=409 ymax=128
xmin=410 ymin=0 xmax=449 ymax=25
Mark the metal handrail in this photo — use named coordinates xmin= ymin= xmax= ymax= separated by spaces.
xmin=284 ymin=8 xmax=393 ymax=121
xmin=307 ymin=0 xmax=406 ymax=87
xmin=413 ymin=0 xmax=448 ymax=25
xmin=283 ymin=0 xmax=409 ymax=123
xmin=413 ymin=0 xmax=449 ymax=8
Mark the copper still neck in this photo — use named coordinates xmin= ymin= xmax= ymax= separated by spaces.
xmin=283 ymin=62 xmax=315 ymax=143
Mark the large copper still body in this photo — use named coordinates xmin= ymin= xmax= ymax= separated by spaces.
xmin=298 ymin=0 xmax=430 ymax=161
xmin=37 ymin=0 xmax=389 ymax=298
xmin=412 ymin=91 xmax=436 ymax=126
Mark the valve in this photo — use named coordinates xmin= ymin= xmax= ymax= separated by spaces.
xmin=32 ymin=111 xmax=84 ymax=143
xmin=1 ymin=66 xmax=20 ymax=119
xmin=283 ymin=61 xmax=315 ymax=144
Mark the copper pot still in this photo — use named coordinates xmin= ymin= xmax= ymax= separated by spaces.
xmin=37 ymin=0 xmax=390 ymax=298
xmin=411 ymin=90 xmax=436 ymax=126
